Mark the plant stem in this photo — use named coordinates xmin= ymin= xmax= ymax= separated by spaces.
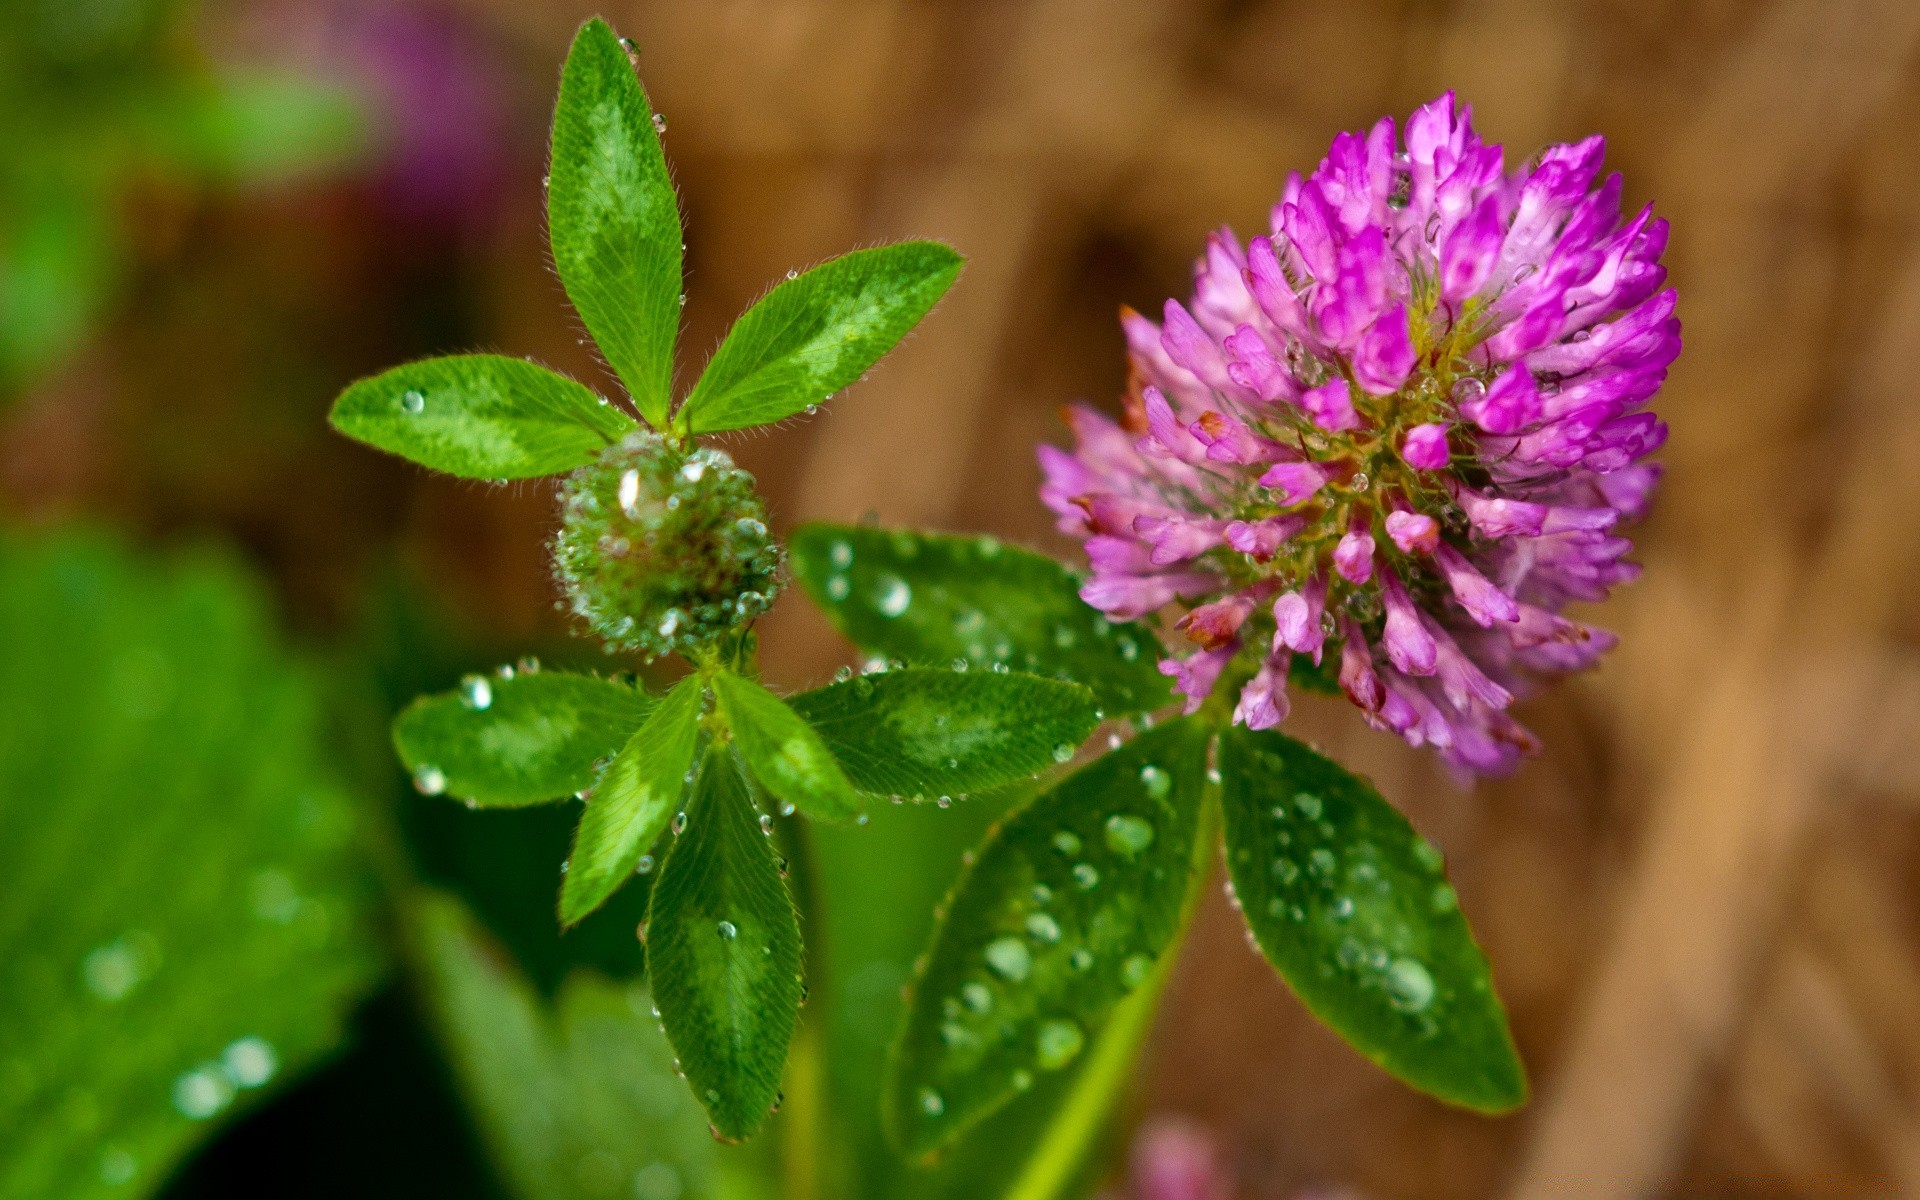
xmin=773 ymin=810 xmax=826 ymax=1200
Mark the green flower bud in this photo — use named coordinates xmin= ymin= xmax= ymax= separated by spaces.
xmin=551 ymin=433 xmax=782 ymax=659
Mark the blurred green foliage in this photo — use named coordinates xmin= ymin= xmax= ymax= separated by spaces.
xmin=0 ymin=0 xmax=364 ymax=399
xmin=0 ymin=530 xmax=382 ymax=1199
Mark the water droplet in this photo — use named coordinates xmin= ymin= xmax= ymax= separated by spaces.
xmin=1071 ymin=863 xmax=1100 ymax=890
xmin=1412 ymin=839 xmax=1444 ymax=873
xmin=785 ymin=268 xmax=799 ymax=281
xmin=1272 ymin=859 xmax=1300 ymax=885
xmin=1122 ymin=953 xmax=1154 ymax=988
xmin=222 ymin=1037 xmax=277 ymax=1088
xmin=1293 ymin=791 xmax=1323 ymax=820
xmin=651 ymin=112 xmax=667 ymax=133
xmin=918 ymin=1087 xmax=945 ymax=1116
xmin=1206 ymin=766 xmax=1222 ymax=784
xmin=82 ymin=933 xmax=159 ymax=1002
xmin=1137 ymin=765 xmax=1172 ymax=801
xmin=173 ymin=1066 xmax=234 ymax=1120
xmin=1052 ymin=830 xmax=1082 ymax=856
xmin=1051 ymin=743 xmax=1075 ymax=763
xmin=962 ymin=982 xmax=993 ymax=1012
xmin=1011 ymin=1068 xmax=1034 ymax=1092
xmin=1309 ymin=848 xmax=1337 ymax=877
xmin=412 ymin=765 xmax=447 ymax=796
xmin=951 ymin=657 xmax=970 ymax=672
xmin=1030 ymin=883 xmax=1053 ymax=904
xmin=671 ymin=810 xmax=688 ymax=835
xmin=1069 ymin=947 xmax=1094 ymax=971
xmin=826 ymin=576 xmax=851 ymax=601
xmin=875 ymin=575 xmax=911 ymax=617
xmin=1024 ymin=913 xmax=1061 ymax=943
xmin=1430 ymin=883 xmax=1458 ymax=913
xmin=618 ymin=468 xmax=642 ymax=513
xmin=635 ymin=855 xmax=654 ymax=875
xmin=828 ymin=540 xmax=854 ymax=570
xmin=1385 ymin=958 xmax=1436 ymax=1012
xmin=1035 ymin=1019 xmax=1085 ymax=1069
xmin=1116 ymin=637 xmax=1140 ymax=662
xmin=717 ymin=920 xmax=738 ymax=940
xmin=680 ymin=460 xmax=706 ymax=484
xmin=985 ymin=937 xmax=1031 ymax=981
xmin=1451 ymin=377 xmax=1487 ymax=405
xmin=1103 ymin=813 xmax=1155 ymax=857
xmin=1351 ymin=472 xmax=1370 ymax=491
xmin=459 ymin=674 xmax=492 ymax=710
xmin=1331 ymin=896 xmax=1354 ymax=921
xmin=399 ymin=389 xmax=425 ymax=414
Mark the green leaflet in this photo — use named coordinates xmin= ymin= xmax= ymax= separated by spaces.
xmin=392 ymin=670 xmax=654 ymax=809
xmin=558 ymin=674 xmax=705 ymax=928
xmin=712 ymin=671 xmax=863 ymax=823
xmin=329 ymin=354 xmax=635 ymax=480
xmin=787 ymin=668 xmax=1099 ymax=801
xmin=789 ymin=524 xmax=1172 ymax=718
xmin=547 ymin=18 xmax=682 ymax=428
xmin=1217 ymin=726 xmax=1525 ymax=1112
xmin=410 ymin=890 xmax=752 ymax=1200
xmin=0 ymin=532 xmax=380 ymax=1199
xmin=680 ymin=243 xmax=963 ymax=435
xmin=883 ymin=717 xmax=1212 ymax=1158
xmin=647 ymin=748 xmax=804 ymax=1140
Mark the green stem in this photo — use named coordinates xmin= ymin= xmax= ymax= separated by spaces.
xmin=999 ymin=752 xmax=1225 ymax=1200
xmin=773 ymin=810 xmax=826 ymax=1200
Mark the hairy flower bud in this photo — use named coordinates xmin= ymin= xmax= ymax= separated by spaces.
xmin=551 ymin=433 xmax=782 ymax=659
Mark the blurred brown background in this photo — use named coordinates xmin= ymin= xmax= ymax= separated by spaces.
xmin=11 ymin=0 xmax=1920 ymax=1196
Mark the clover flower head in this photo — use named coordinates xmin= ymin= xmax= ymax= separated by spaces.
xmin=1040 ymin=92 xmax=1677 ymax=776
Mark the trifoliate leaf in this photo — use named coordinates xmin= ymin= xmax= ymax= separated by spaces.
xmin=787 ymin=668 xmax=1099 ymax=801
xmin=646 ymin=748 xmax=803 ymax=1140
xmin=558 ymin=674 xmax=704 ymax=928
xmin=329 ymin=354 xmax=635 ymax=480
xmin=0 ymin=531 xmax=380 ymax=1199
xmin=883 ymin=717 xmax=1212 ymax=1158
xmin=679 ymin=242 xmax=962 ymax=435
xmin=410 ymin=890 xmax=750 ymax=1200
xmin=790 ymin=524 xmax=1172 ymax=718
xmin=711 ymin=671 xmax=863 ymax=823
xmin=547 ymin=18 xmax=682 ymax=428
xmin=392 ymin=670 xmax=654 ymax=809
xmin=1217 ymin=725 xmax=1525 ymax=1112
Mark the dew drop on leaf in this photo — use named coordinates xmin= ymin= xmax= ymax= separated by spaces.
xmin=1293 ymin=791 xmax=1323 ymax=820
xmin=962 ymin=982 xmax=993 ymax=1013
xmin=412 ymin=765 xmax=447 ymax=796
xmin=635 ymin=855 xmax=654 ymax=875
xmin=458 ymin=674 xmax=492 ymax=710
xmin=875 ymin=575 xmax=912 ymax=617
xmin=825 ymin=576 xmax=850 ymax=601
xmin=1385 ymin=958 xmax=1436 ymax=1012
xmin=1122 ymin=953 xmax=1154 ymax=989
xmin=399 ymin=389 xmax=425 ymax=414
xmin=1035 ymin=1019 xmax=1085 ymax=1070
xmin=1103 ymin=813 xmax=1155 ymax=857
xmin=1051 ymin=743 xmax=1075 ymax=763
xmin=828 ymin=540 xmax=854 ymax=570
xmin=716 ymin=920 xmax=738 ymax=941
xmin=1024 ymin=913 xmax=1061 ymax=944
xmin=1051 ymin=830 xmax=1081 ymax=856
xmin=1068 ymin=947 xmax=1094 ymax=972
xmin=918 ymin=1087 xmax=945 ymax=1116
xmin=984 ymin=937 xmax=1031 ymax=981
xmin=1137 ymin=764 xmax=1171 ymax=800
xmin=1309 ymin=847 xmax=1336 ymax=877
xmin=1071 ymin=863 xmax=1100 ymax=890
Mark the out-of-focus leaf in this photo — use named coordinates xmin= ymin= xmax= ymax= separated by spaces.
xmin=0 ymin=531 xmax=380 ymax=1199
xmin=647 ymin=748 xmax=803 ymax=1141
xmin=153 ymin=73 xmax=367 ymax=181
xmin=410 ymin=889 xmax=764 ymax=1200
xmin=712 ymin=671 xmax=862 ymax=823
xmin=679 ymin=243 xmax=962 ymax=435
xmin=787 ymin=668 xmax=1098 ymax=800
xmin=547 ymin=18 xmax=681 ymax=428
xmin=558 ymin=675 xmax=704 ymax=928
xmin=884 ymin=718 xmax=1212 ymax=1158
xmin=392 ymin=671 xmax=653 ymax=810
xmin=1217 ymin=726 xmax=1525 ymax=1111
xmin=329 ymin=354 xmax=635 ymax=480
xmin=789 ymin=524 xmax=1172 ymax=717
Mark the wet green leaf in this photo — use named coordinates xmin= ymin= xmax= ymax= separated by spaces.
xmin=680 ymin=243 xmax=962 ymax=435
xmin=1217 ymin=726 xmax=1525 ymax=1112
xmin=410 ymin=890 xmax=757 ymax=1200
xmin=790 ymin=524 xmax=1172 ymax=718
xmin=329 ymin=354 xmax=635 ymax=480
xmin=883 ymin=718 xmax=1212 ymax=1158
xmin=712 ymin=671 xmax=862 ymax=823
xmin=0 ymin=531 xmax=380 ymax=1199
xmin=392 ymin=670 xmax=653 ymax=809
xmin=787 ymin=668 xmax=1098 ymax=801
xmin=558 ymin=675 xmax=704 ymax=929
xmin=547 ymin=17 xmax=682 ymax=427
xmin=647 ymin=748 xmax=803 ymax=1140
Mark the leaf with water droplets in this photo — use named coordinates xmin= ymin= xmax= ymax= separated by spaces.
xmin=393 ymin=671 xmax=654 ymax=809
xmin=0 ymin=532 xmax=379 ymax=1198
xmin=646 ymin=747 xmax=803 ymax=1140
xmin=547 ymin=18 xmax=682 ymax=427
xmin=786 ymin=668 xmax=1098 ymax=800
xmin=712 ymin=671 xmax=862 ymax=823
xmin=559 ymin=674 xmax=704 ymax=928
xmin=410 ymin=890 xmax=745 ymax=1200
xmin=883 ymin=717 xmax=1211 ymax=1157
xmin=329 ymin=354 xmax=636 ymax=479
xmin=789 ymin=524 xmax=1173 ymax=717
xmin=1217 ymin=726 xmax=1525 ymax=1112
xmin=680 ymin=242 xmax=963 ymax=435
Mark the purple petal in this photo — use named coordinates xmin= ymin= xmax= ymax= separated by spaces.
xmin=1385 ymin=509 xmax=1439 ymax=554
xmin=1158 ymin=642 xmax=1238 ymax=714
xmin=1353 ymin=304 xmax=1417 ymax=394
xmin=1337 ymin=618 xmax=1385 ymax=712
xmin=1333 ymin=523 xmax=1375 ymax=584
xmin=1400 ymin=422 xmax=1452 ymax=470
xmin=1440 ymin=192 xmax=1502 ymax=303
xmin=1380 ymin=569 xmax=1438 ymax=675
xmin=1299 ymin=376 xmax=1361 ymax=432
xmin=1434 ymin=543 xmax=1519 ymax=625
xmin=1257 ymin=460 xmax=1332 ymax=505
xmin=1233 ymin=654 xmax=1290 ymax=730
xmin=1460 ymin=367 xmax=1540 ymax=434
